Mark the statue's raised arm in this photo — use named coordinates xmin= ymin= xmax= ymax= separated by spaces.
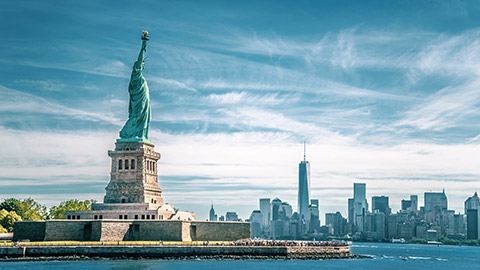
xmin=136 ymin=31 xmax=148 ymax=62
xmin=118 ymin=31 xmax=152 ymax=144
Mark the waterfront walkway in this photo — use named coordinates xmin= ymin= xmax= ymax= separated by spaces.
xmin=1 ymin=240 xmax=349 ymax=247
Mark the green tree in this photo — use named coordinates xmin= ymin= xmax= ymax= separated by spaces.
xmin=0 ymin=198 xmax=48 ymax=220
xmin=0 ymin=224 xmax=7 ymax=233
xmin=0 ymin=209 xmax=8 ymax=222
xmin=49 ymin=199 xmax=96 ymax=219
xmin=15 ymin=198 xmax=48 ymax=220
xmin=0 ymin=210 xmax=22 ymax=232
xmin=0 ymin=198 xmax=19 ymax=212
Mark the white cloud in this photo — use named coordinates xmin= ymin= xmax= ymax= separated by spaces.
xmin=414 ymin=30 xmax=480 ymax=76
xmin=152 ymin=131 xmax=480 ymax=218
xmin=203 ymin=27 xmax=425 ymax=72
xmin=149 ymin=76 xmax=197 ymax=92
xmin=0 ymin=84 xmax=123 ymax=126
xmin=0 ymin=127 xmax=114 ymax=180
xmin=1 ymin=123 xmax=479 ymax=219
xmin=331 ymin=28 xmax=358 ymax=70
xmin=206 ymin=91 xmax=297 ymax=105
xmin=396 ymin=80 xmax=480 ymax=130
xmin=14 ymin=79 xmax=67 ymax=92
xmin=19 ymin=59 xmax=130 ymax=78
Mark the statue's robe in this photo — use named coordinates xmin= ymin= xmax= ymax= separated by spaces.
xmin=119 ymin=40 xmax=151 ymax=141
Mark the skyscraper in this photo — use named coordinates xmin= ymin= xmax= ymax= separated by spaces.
xmin=271 ymin=198 xmax=282 ymax=221
xmin=424 ymin=190 xmax=448 ymax=212
xmin=249 ymin=210 xmax=263 ymax=238
xmin=209 ymin=203 xmax=217 ymax=221
xmin=401 ymin=195 xmax=418 ymax=212
xmin=467 ymin=209 xmax=480 ymax=240
xmin=465 ymin=192 xmax=480 ymax=240
xmin=298 ymin=142 xmax=311 ymax=220
xmin=372 ymin=196 xmax=390 ymax=215
xmin=308 ymin=199 xmax=320 ymax=232
xmin=410 ymin=195 xmax=418 ymax=211
xmin=353 ymin=183 xmax=368 ymax=232
xmin=259 ymin=198 xmax=271 ymax=229
xmin=401 ymin=199 xmax=411 ymax=210
xmin=424 ymin=190 xmax=448 ymax=225
xmin=226 ymin=212 xmax=239 ymax=221
xmin=465 ymin=192 xmax=480 ymax=212
xmin=325 ymin=212 xmax=346 ymax=236
xmin=348 ymin=198 xmax=354 ymax=223
xmin=280 ymin=202 xmax=293 ymax=219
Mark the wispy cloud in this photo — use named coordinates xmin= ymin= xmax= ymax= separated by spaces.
xmin=396 ymin=80 xmax=480 ymax=131
xmin=149 ymin=76 xmax=197 ymax=92
xmin=0 ymin=84 xmax=123 ymax=126
xmin=207 ymin=91 xmax=297 ymax=105
xmin=218 ymin=107 xmax=347 ymax=142
xmin=201 ymin=27 xmax=427 ymax=72
xmin=14 ymin=79 xmax=67 ymax=92
xmin=414 ymin=30 xmax=480 ymax=77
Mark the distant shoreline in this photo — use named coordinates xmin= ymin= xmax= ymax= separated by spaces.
xmin=349 ymin=240 xmax=480 ymax=247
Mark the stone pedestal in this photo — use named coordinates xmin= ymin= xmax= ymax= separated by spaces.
xmin=104 ymin=141 xmax=163 ymax=209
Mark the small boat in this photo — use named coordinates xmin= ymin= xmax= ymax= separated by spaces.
xmin=391 ymin=238 xmax=406 ymax=244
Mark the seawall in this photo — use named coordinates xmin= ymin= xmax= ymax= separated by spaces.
xmin=14 ymin=220 xmax=250 ymax=242
xmin=0 ymin=245 xmax=352 ymax=259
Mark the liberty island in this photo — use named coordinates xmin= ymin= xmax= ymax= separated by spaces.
xmin=7 ymin=32 xmax=250 ymax=243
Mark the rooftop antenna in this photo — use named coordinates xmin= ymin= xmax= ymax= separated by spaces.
xmin=303 ymin=140 xmax=306 ymax=162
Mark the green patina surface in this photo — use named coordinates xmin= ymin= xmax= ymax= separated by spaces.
xmin=116 ymin=137 xmax=153 ymax=145
xmin=119 ymin=36 xmax=152 ymax=143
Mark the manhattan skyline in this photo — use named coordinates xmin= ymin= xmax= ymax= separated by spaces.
xmin=1 ymin=0 xmax=480 ymax=220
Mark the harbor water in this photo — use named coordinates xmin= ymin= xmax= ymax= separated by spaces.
xmin=0 ymin=242 xmax=479 ymax=269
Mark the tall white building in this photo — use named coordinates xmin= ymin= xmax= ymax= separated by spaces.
xmin=465 ymin=192 xmax=480 ymax=240
xmin=271 ymin=198 xmax=282 ymax=221
xmin=249 ymin=210 xmax=263 ymax=238
xmin=259 ymin=198 xmax=271 ymax=229
xmin=298 ymin=143 xmax=311 ymax=221
xmin=281 ymin=202 xmax=293 ymax=219
xmin=209 ymin=203 xmax=217 ymax=221
xmin=353 ymin=183 xmax=368 ymax=232
xmin=424 ymin=190 xmax=448 ymax=212
xmin=309 ymin=199 xmax=320 ymax=232
xmin=465 ymin=192 xmax=480 ymax=212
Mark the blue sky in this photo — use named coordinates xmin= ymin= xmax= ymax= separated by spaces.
xmin=1 ymin=0 xmax=480 ymax=221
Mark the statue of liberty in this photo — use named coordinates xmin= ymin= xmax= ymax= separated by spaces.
xmin=119 ymin=31 xmax=152 ymax=143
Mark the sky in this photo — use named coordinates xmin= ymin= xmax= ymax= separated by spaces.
xmin=1 ymin=0 xmax=480 ymax=221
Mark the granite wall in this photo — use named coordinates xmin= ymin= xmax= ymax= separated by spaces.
xmin=13 ymin=220 xmax=249 ymax=242
xmin=12 ymin=221 xmax=46 ymax=242
xmin=44 ymin=220 xmax=93 ymax=241
xmin=98 ymin=221 xmax=131 ymax=241
xmin=190 ymin=221 xmax=250 ymax=241
xmin=127 ymin=220 xmax=186 ymax=241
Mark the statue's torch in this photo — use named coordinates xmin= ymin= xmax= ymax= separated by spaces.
xmin=141 ymin=30 xmax=149 ymax=41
